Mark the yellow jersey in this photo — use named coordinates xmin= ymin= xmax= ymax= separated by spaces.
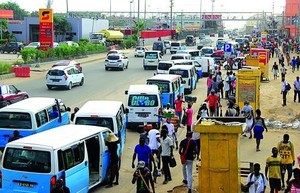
xmin=277 ymin=141 xmax=295 ymax=164
xmin=266 ymin=156 xmax=281 ymax=179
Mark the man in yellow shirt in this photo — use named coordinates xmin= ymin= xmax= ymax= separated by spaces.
xmin=265 ymin=147 xmax=282 ymax=193
xmin=277 ymin=134 xmax=295 ymax=190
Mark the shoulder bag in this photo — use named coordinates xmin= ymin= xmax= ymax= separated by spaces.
xmin=180 ymin=139 xmax=191 ymax=164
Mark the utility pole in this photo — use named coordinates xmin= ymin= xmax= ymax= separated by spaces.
xmin=200 ymin=0 xmax=202 ymax=30
xmin=144 ymin=0 xmax=147 ymax=29
xmin=170 ymin=0 xmax=174 ymax=30
xmin=137 ymin=0 xmax=140 ymax=45
xmin=66 ymin=0 xmax=69 ymax=18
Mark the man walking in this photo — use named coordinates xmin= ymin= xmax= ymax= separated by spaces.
xmin=277 ymin=134 xmax=295 ymax=190
xmin=185 ymin=103 xmax=193 ymax=132
xmin=281 ymin=78 xmax=288 ymax=106
xmin=265 ymin=147 xmax=282 ymax=193
xmin=271 ymin=62 xmax=279 ymax=80
xmin=132 ymin=137 xmax=156 ymax=171
xmin=293 ymin=76 xmax=300 ymax=103
xmin=160 ymin=128 xmax=173 ymax=184
xmin=147 ymin=126 xmax=161 ymax=173
xmin=174 ymin=94 xmax=184 ymax=126
xmin=179 ymin=131 xmax=198 ymax=193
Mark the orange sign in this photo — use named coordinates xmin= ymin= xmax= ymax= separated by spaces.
xmin=39 ymin=9 xmax=53 ymax=23
xmin=0 ymin=10 xmax=14 ymax=19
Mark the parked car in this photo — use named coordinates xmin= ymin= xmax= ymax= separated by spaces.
xmin=52 ymin=60 xmax=80 ymax=69
xmin=105 ymin=53 xmax=129 ymax=71
xmin=211 ymin=50 xmax=225 ymax=64
xmin=134 ymin=46 xmax=148 ymax=57
xmin=24 ymin=42 xmax=40 ymax=49
xmin=59 ymin=41 xmax=79 ymax=47
xmin=0 ymin=84 xmax=29 ymax=108
xmin=0 ymin=42 xmax=24 ymax=54
xmin=46 ymin=65 xmax=84 ymax=90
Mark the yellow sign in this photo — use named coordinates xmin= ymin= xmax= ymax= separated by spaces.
xmin=39 ymin=9 xmax=53 ymax=23
xmin=259 ymin=54 xmax=266 ymax=60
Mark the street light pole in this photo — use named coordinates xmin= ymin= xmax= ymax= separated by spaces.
xmin=137 ymin=0 xmax=140 ymax=45
xmin=170 ymin=0 xmax=174 ymax=30
xmin=144 ymin=0 xmax=147 ymax=29
xmin=200 ymin=0 xmax=202 ymax=29
xmin=110 ymin=0 xmax=112 ymax=20
xmin=211 ymin=0 xmax=215 ymax=30
xmin=66 ymin=0 xmax=69 ymax=17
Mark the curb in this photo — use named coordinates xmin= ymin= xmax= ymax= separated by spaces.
xmin=0 ymin=73 xmax=16 ymax=80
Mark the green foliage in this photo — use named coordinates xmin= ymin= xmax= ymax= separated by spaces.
xmin=124 ymin=38 xmax=137 ymax=49
xmin=54 ymin=16 xmax=72 ymax=41
xmin=19 ymin=43 xmax=107 ymax=64
xmin=12 ymin=60 xmax=24 ymax=66
xmin=79 ymin=38 xmax=89 ymax=45
xmin=0 ymin=62 xmax=12 ymax=75
xmin=0 ymin=39 xmax=6 ymax=45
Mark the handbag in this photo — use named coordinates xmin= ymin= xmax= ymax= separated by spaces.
xmin=169 ymin=157 xmax=177 ymax=168
xmin=181 ymin=113 xmax=187 ymax=126
xmin=180 ymin=139 xmax=191 ymax=164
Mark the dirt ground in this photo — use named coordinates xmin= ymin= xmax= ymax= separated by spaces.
xmin=169 ymin=53 xmax=300 ymax=193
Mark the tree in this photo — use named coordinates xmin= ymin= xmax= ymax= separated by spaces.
xmin=54 ymin=16 xmax=72 ymax=42
xmin=0 ymin=2 xmax=29 ymax=20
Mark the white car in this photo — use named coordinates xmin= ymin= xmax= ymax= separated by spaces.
xmin=59 ymin=41 xmax=79 ymax=47
xmin=46 ymin=65 xmax=84 ymax=90
xmin=134 ymin=46 xmax=147 ymax=57
xmin=200 ymin=46 xmax=215 ymax=57
xmin=105 ymin=53 xmax=129 ymax=71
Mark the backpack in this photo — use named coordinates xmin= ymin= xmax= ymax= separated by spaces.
xmin=285 ymin=82 xmax=291 ymax=91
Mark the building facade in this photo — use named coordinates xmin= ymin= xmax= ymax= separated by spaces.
xmin=284 ymin=0 xmax=299 ymax=38
xmin=8 ymin=17 xmax=109 ymax=43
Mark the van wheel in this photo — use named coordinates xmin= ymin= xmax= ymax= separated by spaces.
xmin=67 ymin=83 xmax=72 ymax=90
xmin=105 ymin=67 xmax=108 ymax=71
xmin=12 ymin=49 xmax=17 ymax=54
xmin=47 ymin=85 xmax=52 ymax=90
xmin=79 ymin=78 xmax=84 ymax=86
xmin=144 ymin=66 xmax=147 ymax=70
xmin=120 ymin=64 xmax=124 ymax=71
xmin=126 ymin=62 xmax=128 ymax=69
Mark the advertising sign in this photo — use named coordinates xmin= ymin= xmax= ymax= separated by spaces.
xmin=261 ymin=32 xmax=267 ymax=44
xmin=39 ymin=9 xmax=54 ymax=51
xmin=0 ymin=10 xmax=14 ymax=19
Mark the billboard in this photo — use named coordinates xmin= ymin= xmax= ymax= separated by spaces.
xmin=39 ymin=9 xmax=54 ymax=51
xmin=0 ymin=10 xmax=14 ymax=19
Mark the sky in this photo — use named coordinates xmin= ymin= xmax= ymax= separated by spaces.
xmin=1 ymin=0 xmax=286 ymax=28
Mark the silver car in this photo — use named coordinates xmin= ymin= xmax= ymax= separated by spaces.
xmin=105 ymin=53 xmax=129 ymax=71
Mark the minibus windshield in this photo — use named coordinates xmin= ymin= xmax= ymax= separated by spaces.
xmin=0 ymin=112 xmax=32 ymax=129
xmin=128 ymin=95 xmax=158 ymax=107
xmin=3 ymin=148 xmax=51 ymax=173
xmin=147 ymin=81 xmax=170 ymax=93
xmin=145 ymin=52 xmax=158 ymax=59
xmin=75 ymin=117 xmax=113 ymax=131
xmin=169 ymin=70 xmax=188 ymax=78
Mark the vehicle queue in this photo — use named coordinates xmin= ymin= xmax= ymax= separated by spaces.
xmin=0 ymin=35 xmax=228 ymax=193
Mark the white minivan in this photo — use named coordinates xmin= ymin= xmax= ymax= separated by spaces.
xmin=170 ymin=53 xmax=191 ymax=61
xmin=125 ymin=85 xmax=162 ymax=130
xmin=168 ymin=65 xmax=197 ymax=94
xmin=197 ymin=57 xmax=216 ymax=77
xmin=170 ymin=41 xmax=182 ymax=54
xmin=143 ymin=51 xmax=162 ymax=70
xmin=157 ymin=60 xmax=175 ymax=74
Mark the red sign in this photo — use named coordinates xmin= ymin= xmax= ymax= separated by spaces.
xmin=202 ymin=14 xmax=221 ymax=20
xmin=0 ymin=10 xmax=14 ymax=19
xmin=39 ymin=9 xmax=54 ymax=51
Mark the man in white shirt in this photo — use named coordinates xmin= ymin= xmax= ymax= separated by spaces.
xmin=293 ymin=76 xmax=300 ymax=103
xmin=163 ymin=119 xmax=175 ymax=144
xmin=147 ymin=128 xmax=161 ymax=171
xmin=246 ymin=163 xmax=268 ymax=193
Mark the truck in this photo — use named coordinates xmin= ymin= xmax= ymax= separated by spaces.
xmin=89 ymin=30 xmax=124 ymax=47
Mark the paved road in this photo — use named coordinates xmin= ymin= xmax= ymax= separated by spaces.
xmin=1 ymin=44 xmax=207 ymax=193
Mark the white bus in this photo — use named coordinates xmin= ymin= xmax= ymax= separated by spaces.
xmin=0 ymin=125 xmax=113 ymax=192
xmin=125 ymin=85 xmax=162 ymax=130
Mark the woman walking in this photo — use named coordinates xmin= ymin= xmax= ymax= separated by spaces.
xmin=251 ymin=109 xmax=268 ymax=152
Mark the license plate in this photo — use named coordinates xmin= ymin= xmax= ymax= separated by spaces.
xmin=18 ymin=182 xmax=34 ymax=188
xmin=51 ymin=79 xmax=59 ymax=82
xmin=138 ymin=113 xmax=149 ymax=118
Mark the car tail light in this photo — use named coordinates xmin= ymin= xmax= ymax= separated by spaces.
xmin=50 ymin=175 xmax=56 ymax=190
xmin=105 ymin=59 xmax=108 ymax=62
xmin=64 ymin=73 xmax=68 ymax=80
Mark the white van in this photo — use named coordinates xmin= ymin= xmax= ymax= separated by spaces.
xmin=125 ymin=85 xmax=162 ymax=130
xmin=197 ymin=57 xmax=216 ymax=77
xmin=170 ymin=53 xmax=191 ymax=61
xmin=74 ymin=100 xmax=127 ymax=156
xmin=157 ymin=60 xmax=175 ymax=74
xmin=143 ymin=51 xmax=162 ymax=70
xmin=168 ymin=65 xmax=197 ymax=94
xmin=0 ymin=125 xmax=114 ymax=192
xmin=177 ymin=49 xmax=201 ymax=60
xmin=170 ymin=41 xmax=182 ymax=54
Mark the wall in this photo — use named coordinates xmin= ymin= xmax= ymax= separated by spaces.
xmin=81 ymin=18 xmax=109 ymax=40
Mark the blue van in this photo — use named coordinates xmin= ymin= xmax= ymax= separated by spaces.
xmin=146 ymin=74 xmax=185 ymax=108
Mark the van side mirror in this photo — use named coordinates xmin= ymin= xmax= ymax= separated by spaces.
xmin=125 ymin=90 xmax=128 ymax=95
xmin=125 ymin=108 xmax=129 ymax=114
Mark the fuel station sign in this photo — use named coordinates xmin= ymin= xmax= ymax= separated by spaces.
xmin=39 ymin=9 xmax=53 ymax=50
